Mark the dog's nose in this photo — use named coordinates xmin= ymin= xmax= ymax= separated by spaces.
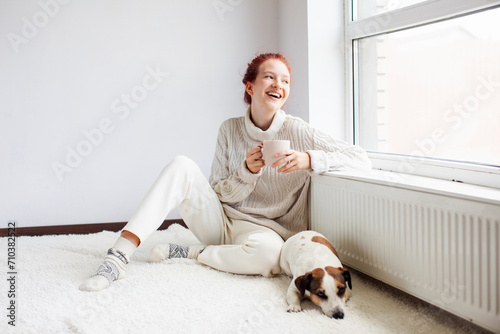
xmin=332 ymin=310 xmax=344 ymax=319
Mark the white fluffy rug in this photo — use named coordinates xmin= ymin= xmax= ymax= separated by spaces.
xmin=0 ymin=224 xmax=489 ymax=334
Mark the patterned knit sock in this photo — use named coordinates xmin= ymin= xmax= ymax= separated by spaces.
xmin=148 ymin=243 xmax=205 ymax=262
xmin=79 ymin=237 xmax=136 ymax=291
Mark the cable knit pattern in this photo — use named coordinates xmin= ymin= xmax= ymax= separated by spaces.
xmin=209 ymin=108 xmax=371 ymax=240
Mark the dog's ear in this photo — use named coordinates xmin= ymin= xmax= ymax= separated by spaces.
xmin=341 ymin=268 xmax=352 ymax=290
xmin=295 ymin=272 xmax=313 ymax=296
xmin=326 ymin=266 xmax=352 ymax=290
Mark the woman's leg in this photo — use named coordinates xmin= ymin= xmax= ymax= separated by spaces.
xmin=122 ymin=155 xmax=226 ymax=246
xmin=148 ymin=220 xmax=284 ymax=277
xmin=79 ymin=156 xmax=227 ymax=291
xmin=197 ymin=220 xmax=284 ymax=277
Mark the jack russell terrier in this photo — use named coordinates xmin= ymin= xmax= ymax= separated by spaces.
xmin=279 ymin=231 xmax=352 ymax=319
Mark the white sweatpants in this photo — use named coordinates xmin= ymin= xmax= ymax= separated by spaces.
xmin=122 ymin=156 xmax=284 ymax=277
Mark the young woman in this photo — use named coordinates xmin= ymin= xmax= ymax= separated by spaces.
xmin=79 ymin=53 xmax=371 ymax=291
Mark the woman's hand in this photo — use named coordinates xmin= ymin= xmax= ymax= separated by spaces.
xmin=272 ymin=150 xmax=311 ymax=173
xmin=246 ymin=143 xmax=265 ymax=174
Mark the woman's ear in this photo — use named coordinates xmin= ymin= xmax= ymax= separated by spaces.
xmin=245 ymin=82 xmax=253 ymax=96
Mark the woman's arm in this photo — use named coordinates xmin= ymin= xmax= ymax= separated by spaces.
xmin=307 ymin=127 xmax=372 ymax=174
xmin=269 ymin=119 xmax=371 ymax=174
xmin=209 ymin=122 xmax=261 ymax=205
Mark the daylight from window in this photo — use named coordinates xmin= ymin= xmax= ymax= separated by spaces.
xmin=355 ymin=0 xmax=428 ymax=20
xmin=356 ymin=7 xmax=500 ymax=167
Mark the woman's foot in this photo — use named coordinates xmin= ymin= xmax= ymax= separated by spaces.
xmin=148 ymin=243 xmax=205 ymax=261
xmin=79 ymin=234 xmax=137 ymax=291
xmin=79 ymin=248 xmax=129 ymax=291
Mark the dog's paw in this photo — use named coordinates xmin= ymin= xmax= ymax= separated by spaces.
xmin=287 ymin=305 xmax=302 ymax=313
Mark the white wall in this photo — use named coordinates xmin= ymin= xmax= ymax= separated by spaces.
xmin=278 ymin=0 xmax=346 ymax=137
xmin=307 ymin=0 xmax=346 ymax=139
xmin=1 ymin=0 xmax=345 ymax=229
xmin=1 ymin=0 xmax=280 ymax=228
xmin=278 ymin=0 xmax=309 ymax=122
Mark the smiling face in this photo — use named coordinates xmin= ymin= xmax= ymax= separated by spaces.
xmin=245 ymin=59 xmax=291 ymax=116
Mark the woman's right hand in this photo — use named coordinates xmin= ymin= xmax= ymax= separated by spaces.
xmin=245 ymin=143 xmax=264 ymax=174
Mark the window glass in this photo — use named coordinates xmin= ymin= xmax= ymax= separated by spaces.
xmin=356 ymin=8 xmax=500 ymax=166
xmin=354 ymin=0 xmax=428 ymax=20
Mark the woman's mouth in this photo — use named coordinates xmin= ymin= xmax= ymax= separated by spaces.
xmin=266 ymin=91 xmax=282 ymax=100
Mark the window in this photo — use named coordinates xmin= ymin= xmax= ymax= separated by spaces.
xmin=345 ymin=0 xmax=500 ymax=188
xmin=354 ymin=0 xmax=428 ymax=20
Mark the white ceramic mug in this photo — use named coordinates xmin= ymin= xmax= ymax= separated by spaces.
xmin=262 ymin=140 xmax=290 ymax=167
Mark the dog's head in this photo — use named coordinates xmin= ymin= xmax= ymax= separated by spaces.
xmin=294 ymin=266 xmax=351 ymax=319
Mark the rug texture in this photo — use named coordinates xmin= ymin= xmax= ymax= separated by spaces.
xmin=0 ymin=224 xmax=489 ymax=334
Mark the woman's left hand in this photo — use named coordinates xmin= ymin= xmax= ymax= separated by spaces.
xmin=272 ymin=150 xmax=311 ymax=173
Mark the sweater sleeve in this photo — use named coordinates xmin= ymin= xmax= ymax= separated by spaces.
xmin=209 ymin=122 xmax=261 ymax=205
xmin=306 ymin=127 xmax=372 ymax=174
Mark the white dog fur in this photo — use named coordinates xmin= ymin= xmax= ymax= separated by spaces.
xmin=280 ymin=231 xmax=352 ymax=319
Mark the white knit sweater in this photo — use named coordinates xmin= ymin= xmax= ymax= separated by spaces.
xmin=209 ymin=108 xmax=371 ymax=240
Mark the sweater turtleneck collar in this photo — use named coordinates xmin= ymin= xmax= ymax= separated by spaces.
xmin=244 ymin=107 xmax=286 ymax=142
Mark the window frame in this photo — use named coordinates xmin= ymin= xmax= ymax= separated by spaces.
xmin=344 ymin=0 xmax=500 ymax=189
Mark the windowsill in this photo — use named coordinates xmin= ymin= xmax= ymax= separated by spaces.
xmin=319 ymin=169 xmax=500 ymax=205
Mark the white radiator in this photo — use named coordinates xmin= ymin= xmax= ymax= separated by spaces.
xmin=310 ymin=173 xmax=500 ymax=333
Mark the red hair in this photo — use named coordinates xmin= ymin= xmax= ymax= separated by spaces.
xmin=242 ymin=53 xmax=291 ymax=105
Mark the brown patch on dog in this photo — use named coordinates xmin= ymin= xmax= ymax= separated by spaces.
xmin=300 ymin=236 xmax=305 ymax=239
xmin=309 ymin=268 xmax=327 ymax=306
xmin=309 ymin=293 xmax=324 ymax=305
xmin=311 ymin=268 xmax=325 ymax=279
xmin=311 ymin=235 xmax=339 ymax=258
xmin=326 ymin=266 xmax=352 ymax=291
xmin=295 ymin=268 xmax=325 ymax=297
